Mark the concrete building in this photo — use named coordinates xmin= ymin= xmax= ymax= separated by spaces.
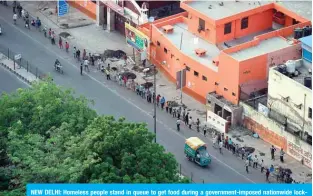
xmin=138 ymin=1 xmax=311 ymax=128
xmin=299 ymin=35 xmax=312 ymax=63
xmin=69 ymin=0 xmax=182 ymax=35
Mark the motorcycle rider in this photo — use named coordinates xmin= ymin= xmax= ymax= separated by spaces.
xmin=54 ymin=59 xmax=61 ymax=70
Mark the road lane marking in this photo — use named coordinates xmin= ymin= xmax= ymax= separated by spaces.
xmin=0 ymin=16 xmax=256 ymax=183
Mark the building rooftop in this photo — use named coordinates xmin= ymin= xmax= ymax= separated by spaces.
xmin=187 ymin=1 xmax=271 ymax=20
xmin=160 ymin=22 xmax=220 ymax=72
xmin=273 ymin=59 xmax=312 ymax=88
xmin=229 ymin=37 xmax=292 ymax=61
xmin=299 ymin=35 xmax=312 ymax=48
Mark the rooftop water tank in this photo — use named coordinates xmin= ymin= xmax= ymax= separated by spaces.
xmin=304 ymin=77 xmax=312 ymax=89
xmin=286 ymin=60 xmax=296 ymax=73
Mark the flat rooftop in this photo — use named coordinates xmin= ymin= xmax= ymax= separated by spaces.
xmin=160 ymin=23 xmax=220 ymax=72
xmin=273 ymin=59 xmax=312 ymax=88
xmin=229 ymin=37 xmax=291 ymax=61
xmin=187 ymin=1 xmax=271 ymax=20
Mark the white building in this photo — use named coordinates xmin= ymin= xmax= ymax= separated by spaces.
xmin=268 ymin=59 xmax=312 ymax=141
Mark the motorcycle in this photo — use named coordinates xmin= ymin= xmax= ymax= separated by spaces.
xmin=54 ymin=63 xmax=63 ymax=74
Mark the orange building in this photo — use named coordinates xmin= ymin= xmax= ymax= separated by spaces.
xmin=138 ymin=1 xmax=311 ymax=107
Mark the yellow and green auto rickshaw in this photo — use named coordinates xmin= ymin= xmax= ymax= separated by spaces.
xmin=184 ymin=137 xmax=212 ymax=167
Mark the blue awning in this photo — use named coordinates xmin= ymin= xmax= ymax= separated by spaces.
xmin=299 ymin=35 xmax=312 ymax=48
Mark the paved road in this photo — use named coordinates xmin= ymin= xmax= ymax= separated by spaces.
xmin=0 ymin=6 xmax=267 ymax=183
xmin=0 ymin=65 xmax=28 ymax=94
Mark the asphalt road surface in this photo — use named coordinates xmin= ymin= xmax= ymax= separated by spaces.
xmin=0 ymin=6 xmax=267 ymax=183
xmin=0 ymin=65 xmax=28 ymax=94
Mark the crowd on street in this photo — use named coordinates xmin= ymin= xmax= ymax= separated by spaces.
xmin=6 ymin=2 xmax=302 ymax=184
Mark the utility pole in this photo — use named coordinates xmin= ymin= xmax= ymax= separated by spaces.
xmin=149 ymin=17 xmax=157 ymax=143
xmin=179 ymin=32 xmax=183 ymax=104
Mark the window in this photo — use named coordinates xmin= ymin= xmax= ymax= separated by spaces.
xmin=199 ymin=18 xmax=205 ymax=31
xmin=224 ymin=87 xmax=228 ymax=91
xmin=224 ymin=22 xmax=232 ymax=34
xmin=202 ymin=75 xmax=207 ymax=81
xmin=194 ymin=71 xmax=199 ymax=77
xmin=215 ymin=82 xmax=219 ymax=86
xmin=186 ymin=66 xmax=190 ymax=71
xmin=164 ymin=48 xmax=167 ymax=53
xmin=157 ymin=41 xmax=160 ymax=46
xmin=309 ymin=107 xmax=312 ymax=119
xmin=241 ymin=17 xmax=248 ymax=29
xmin=232 ymin=92 xmax=236 ymax=96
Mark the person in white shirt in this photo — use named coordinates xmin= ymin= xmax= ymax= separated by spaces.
xmin=219 ymin=140 xmax=223 ymax=154
xmin=13 ymin=13 xmax=17 ymax=24
xmin=21 ymin=9 xmax=25 ymax=19
xmin=84 ymin=59 xmax=89 ymax=72
xmin=176 ymin=118 xmax=181 ymax=131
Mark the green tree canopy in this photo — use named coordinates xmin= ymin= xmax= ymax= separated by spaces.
xmin=0 ymin=80 xmax=188 ymax=195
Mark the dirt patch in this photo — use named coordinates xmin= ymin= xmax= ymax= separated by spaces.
xmin=60 ymin=23 xmax=69 ymax=29
xmin=59 ymin=32 xmax=71 ymax=38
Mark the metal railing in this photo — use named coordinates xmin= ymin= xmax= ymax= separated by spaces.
xmin=0 ymin=44 xmax=46 ymax=79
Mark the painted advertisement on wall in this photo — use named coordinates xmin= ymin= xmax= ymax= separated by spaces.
xmin=287 ymin=141 xmax=312 ymax=168
xmin=125 ymin=23 xmax=149 ymax=52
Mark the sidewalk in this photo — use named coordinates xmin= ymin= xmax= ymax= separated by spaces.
xmin=19 ymin=1 xmax=312 ymax=183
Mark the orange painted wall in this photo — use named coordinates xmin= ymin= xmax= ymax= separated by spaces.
xmin=215 ymin=52 xmax=240 ymax=104
xmin=215 ymin=9 xmax=273 ymax=44
xmin=68 ymin=0 xmax=97 ymax=20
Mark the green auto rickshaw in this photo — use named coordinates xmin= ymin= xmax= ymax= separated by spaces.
xmin=184 ymin=137 xmax=211 ymax=167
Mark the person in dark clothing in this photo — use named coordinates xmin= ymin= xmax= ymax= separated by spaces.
xmin=196 ymin=118 xmax=200 ymax=132
xmin=270 ymin=145 xmax=276 ymax=160
xmin=76 ymin=49 xmax=81 ymax=61
xmin=80 ymin=63 xmax=83 ymax=75
xmin=266 ymin=169 xmax=270 ymax=182
xmin=185 ymin=112 xmax=189 ymax=125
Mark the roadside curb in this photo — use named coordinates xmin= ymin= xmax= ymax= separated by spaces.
xmin=0 ymin=62 xmax=32 ymax=85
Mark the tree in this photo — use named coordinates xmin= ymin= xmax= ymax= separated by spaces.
xmin=0 ymin=80 xmax=188 ymax=195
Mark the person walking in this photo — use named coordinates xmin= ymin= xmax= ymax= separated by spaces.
xmin=219 ymin=140 xmax=223 ymax=154
xmin=177 ymin=107 xmax=181 ymax=119
xmin=245 ymin=159 xmax=249 ymax=173
xmin=105 ymin=68 xmax=111 ymax=80
xmin=168 ymin=102 xmax=172 ymax=114
xmin=156 ymin=94 xmax=161 ymax=107
xmin=253 ymin=155 xmax=258 ymax=168
xmin=225 ymin=136 xmax=229 ymax=149
xmin=58 ymin=36 xmax=63 ymax=49
xmin=270 ymin=145 xmax=276 ymax=160
xmin=196 ymin=118 xmax=200 ymax=132
xmin=260 ymin=160 xmax=264 ymax=173
xmin=176 ymin=118 xmax=181 ymax=131
xmin=165 ymin=101 xmax=169 ymax=113
xmin=80 ymin=63 xmax=83 ymax=75
xmin=84 ymin=58 xmax=89 ymax=72
xmin=65 ymin=42 xmax=69 ymax=53
xmin=213 ymin=134 xmax=217 ymax=148
xmin=280 ymin=148 xmax=285 ymax=163
xmin=182 ymin=108 xmax=186 ymax=121
xmin=203 ymin=124 xmax=207 ymax=136
xmin=172 ymin=108 xmax=176 ymax=118
xmin=76 ymin=49 xmax=81 ymax=61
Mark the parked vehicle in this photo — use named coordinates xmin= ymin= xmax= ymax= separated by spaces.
xmin=184 ymin=137 xmax=211 ymax=167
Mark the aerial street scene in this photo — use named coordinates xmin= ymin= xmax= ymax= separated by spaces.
xmin=0 ymin=0 xmax=312 ymax=195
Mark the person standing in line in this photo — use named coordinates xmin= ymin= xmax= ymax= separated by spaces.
xmin=177 ymin=107 xmax=181 ymax=119
xmin=156 ymin=94 xmax=161 ymax=107
xmin=160 ymin=96 xmax=165 ymax=110
xmin=165 ymin=101 xmax=169 ymax=113
xmin=176 ymin=118 xmax=181 ymax=131
xmin=105 ymin=68 xmax=110 ymax=80
xmin=82 ymin=49 xmax=87 ymax=60
xmin=219 ymin=140 xmax=223 ymax=154
xmin=270 ymin=145 xmax=276 ymax=160
xmin=280 ymin=148 xmax=285 ymax=163
xmin=245 ymin=159 xmax=249 ymax=173
xmin=188 ymin=116 xmax=192 ymax=129
xmin=184 ymin=112 xmax=189 ymax=125
xmin=80 ymin=63 xmax=83 ymax=75
xmin=172 ymin=108 xmax=176 ymax=118
xmin=253 ymin=155 xmax=258 ymax=169
xmin=65 ymin=42 xmax=69 ymax=53
xmin=182 ymin=108 xmax=186 ymax=121
xmin=73 ymin=46 xmax=77 ymax=58
xmin=225 ymin=136 xmax=229 ymax=149
xmin=84 ymin=58 xmax=89 ymax=72
xmin=76 ymin=49 xmax=81 ymax=61
xmin=260 ymin=160 xmax=264 ymax=173
xmin=58 ymin=36 xmax=63 ymax=49
xmin=196 ymin=118 xmax=200 ymax=132
xmin=203 ymin=124 xmax=207 ymax=136
xmin=266 ymin=168 xmax=270 ymax=182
